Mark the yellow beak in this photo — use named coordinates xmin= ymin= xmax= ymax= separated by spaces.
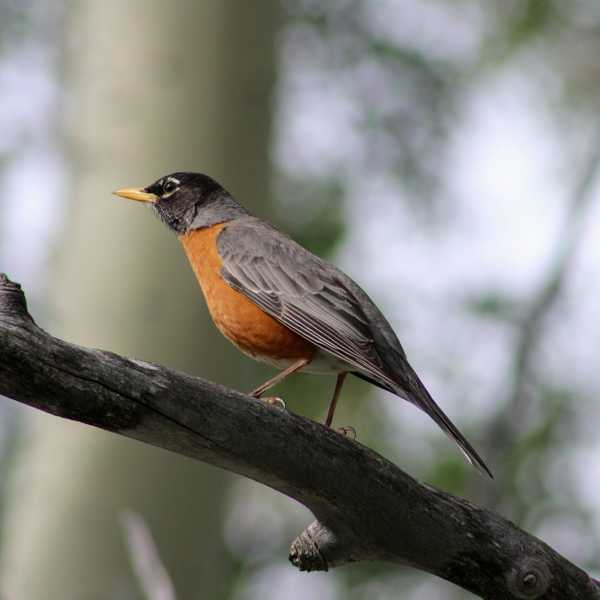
xmin=113 ymin=187 xmax=158 ymax=203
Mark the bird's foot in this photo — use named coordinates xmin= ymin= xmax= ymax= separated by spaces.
xmin=336 ymin=425 xmax=357 ymax=440
xmin=259 ymin=396 xmax=286 ymax=410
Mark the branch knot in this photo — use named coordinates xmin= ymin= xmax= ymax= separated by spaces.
xmin=506 ymin=557 xmax=551 ymax=599
xmin=0 ymin=274 xmax=33 ymax=324
xmin=289 ymin=521 xmax=331 ymax=572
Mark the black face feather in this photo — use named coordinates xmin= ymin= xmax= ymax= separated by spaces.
xmin=144 ymin=172 xmax=248 ymax=234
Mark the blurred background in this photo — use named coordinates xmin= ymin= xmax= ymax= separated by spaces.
xmin=0 ymin=1 xmax=599 ymax=598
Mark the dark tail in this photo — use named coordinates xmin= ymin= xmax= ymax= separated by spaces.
xmin=353 ymin=368 xmax=493 ymax=478
xmin=403 ymin=364 xmax=493 ymax=478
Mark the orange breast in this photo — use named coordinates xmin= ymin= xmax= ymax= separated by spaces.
xmin=179 ymin=224 xmax=315 ymax=365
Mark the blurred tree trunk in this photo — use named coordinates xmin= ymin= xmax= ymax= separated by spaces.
xmin=0 ymin=2 xmax=280 ymax=599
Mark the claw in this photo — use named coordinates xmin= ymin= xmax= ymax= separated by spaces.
xmin=260 ymin=396 xmax=286 ymax=410
xmin=336 ymin=425 xmax=357 ymax=440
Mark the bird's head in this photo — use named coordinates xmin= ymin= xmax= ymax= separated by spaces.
xmin=113 ymin=172 xmax=248 ymax=234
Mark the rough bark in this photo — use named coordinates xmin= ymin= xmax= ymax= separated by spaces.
xmin=1 ymin=275 xmax=598 ymax=599
xmin=0 ymin=2 xmax=281 ymax=599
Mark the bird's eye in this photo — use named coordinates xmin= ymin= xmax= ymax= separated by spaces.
xmin=162 ymin=179 xmax=178 ymax=195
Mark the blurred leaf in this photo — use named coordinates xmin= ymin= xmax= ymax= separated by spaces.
xmin=464 ymin=291 xmax=519 ymax=321
xmin=0 ymin=0 xmax=37 ymax=50
xmin=506 ymin=0 xmax=557 ymax=48
xmin=425 ymin=453 xmax=470 ymax=495
xmin=275 ymin=176 xmax=346 ymax=257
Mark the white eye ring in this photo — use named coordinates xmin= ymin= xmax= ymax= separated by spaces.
xmin=162 ymin=178 xmax=179 ymax=196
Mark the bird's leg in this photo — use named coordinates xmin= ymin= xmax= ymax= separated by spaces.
xmin=250 ymin=358 xmax=310 ymax=399
xmin=324 ymin=372 xmax=347 ymax=428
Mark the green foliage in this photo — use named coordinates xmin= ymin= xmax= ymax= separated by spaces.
xmin=275 ymin=176 xmax=346 ymax=257
xmin=465 ymin=291 xmax=519 ymax=322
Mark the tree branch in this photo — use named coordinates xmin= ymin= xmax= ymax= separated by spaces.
xmin=0 ymin=274 xmax=597 ymax=599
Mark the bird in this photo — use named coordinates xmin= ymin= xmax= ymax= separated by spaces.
xmin=114 ymin=172 xmax=492 ymax=477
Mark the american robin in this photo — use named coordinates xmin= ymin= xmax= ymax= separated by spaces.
xmin=114 ymin=172 xmax=492 ymax=477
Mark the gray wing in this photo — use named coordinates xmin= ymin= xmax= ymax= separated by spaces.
xmin=217 ymin=217 xmax=493 ymax=478
xmin=217 ymin=217 xmax=403 ymax=390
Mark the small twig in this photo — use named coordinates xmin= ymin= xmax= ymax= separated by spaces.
xmin=121 ymin=511 xmax=178 ymax=600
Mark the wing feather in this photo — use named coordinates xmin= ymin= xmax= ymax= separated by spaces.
xmin=217 ymin=217 xmax=492 ymax=478
xmin=218 ymin=219 xmax=393 ymax=387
